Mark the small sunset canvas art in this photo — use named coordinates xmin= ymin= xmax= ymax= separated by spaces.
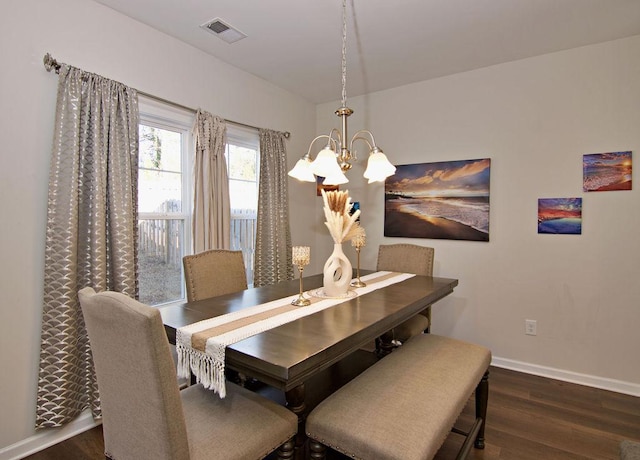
xmin=583 ymin=151 xmax=632 ymax=192
xmin=538 ymin=198 xmax=582 ymax=234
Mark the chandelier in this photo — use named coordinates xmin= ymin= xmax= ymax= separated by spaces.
xmin=288 ymin=0 xmax=396 ymax=185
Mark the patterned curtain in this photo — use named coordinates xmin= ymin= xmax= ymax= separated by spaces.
xmin=36 ymin=65 xmax=139 ymax=428
xmin=192 ymin=110 xmax=230 ymax=252
xmin=253 ymin=129 xmax=293 ymax=287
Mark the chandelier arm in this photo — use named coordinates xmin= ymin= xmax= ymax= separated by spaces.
xmin=328 ymin=127 xmax=342 ymax=148
xmin=307 ymin=134 xmax=338 ymax=157
xmin=349 ymin=130 xmax=376 ymax=151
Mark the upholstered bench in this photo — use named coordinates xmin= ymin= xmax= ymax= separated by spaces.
xmin=621 ymin=440 xmax=640 ymax=460
xmin=306 ymin=334 xmax=491 ymax=460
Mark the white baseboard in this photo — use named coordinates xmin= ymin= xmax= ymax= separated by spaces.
xmin=492 ymin=356 xmax=640 ymax=397
xmin=0 ymin=410 xmax=101 ymax=460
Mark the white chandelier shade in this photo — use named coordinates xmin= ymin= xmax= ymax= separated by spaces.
xmin=287 ymin=156 xmax=315 ymax=183
xmin=363 ymin=148 xmax=396 ymax=184
xmin=310 ymin=146 xmax=344 ymax=179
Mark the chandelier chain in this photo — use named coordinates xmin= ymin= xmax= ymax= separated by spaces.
xmin=341 ymin=0 xmax=347 ymax=108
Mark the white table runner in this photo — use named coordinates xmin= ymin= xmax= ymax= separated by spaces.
xmin=176 ymin=271 xmax=415 ymax=397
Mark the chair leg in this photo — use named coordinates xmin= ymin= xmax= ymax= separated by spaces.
xmin=474 ymin=370 xmax=489 ymax=449
xmin=276 ymin=436 xmax=295 ymax=460
xmin=309 ymin=440 xmax=327 ymax=460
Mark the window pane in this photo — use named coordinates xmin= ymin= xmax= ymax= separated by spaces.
xmin=227 ymin=145 xmax=257 ymax=181
xmin=139 ymin=169 xmax=182 ymax=213
xmin=139 ymin=124 xmax=183 ymax=213
xmin=226 ymin=127 xmax=259 ymax=286
xmin=230 ymin=209 xmax=256 ymax=284
xmin=138 ymin=218 xmax=184 ymax=305
xmin=139 ymin=125 xmax=182 ymax=172
xmin=229 ymin=179 xmax=257 ymax=210
xmin=138 ymin=99 xmax=192 ymax=306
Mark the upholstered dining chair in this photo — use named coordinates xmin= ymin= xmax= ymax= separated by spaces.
xmin=376 ymin=244 xmax=435 ymax=356
xmin=183 ymin=249 xmax=248 ymax=302
xmin=79 ymin=287 xmax=297 ymax=460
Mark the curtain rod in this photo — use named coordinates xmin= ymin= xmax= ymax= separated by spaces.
xmin=43 ymin=53 xmax=290 ymax=139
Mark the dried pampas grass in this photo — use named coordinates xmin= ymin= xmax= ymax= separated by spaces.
xmin=321 ymin=189 xmax=361 ymax=243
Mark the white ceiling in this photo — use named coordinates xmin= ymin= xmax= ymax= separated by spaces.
xmin=93 ymin=0 xmax=640 ymax=104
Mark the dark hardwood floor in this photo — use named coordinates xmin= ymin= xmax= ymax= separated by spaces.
xmin=24 ymin=361 xmax=640 ymax=460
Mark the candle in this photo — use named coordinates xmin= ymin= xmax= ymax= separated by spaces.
xmin=291 ymin=246 xmax=311 ymax=306
xmin=351 ymin=230 xmax=366 ymax=249
xmin=292 ymin=246 xmax=310 ymax=266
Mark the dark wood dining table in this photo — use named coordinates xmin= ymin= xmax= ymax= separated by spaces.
xmin=158 ymin=271 xmax=458 ymax=458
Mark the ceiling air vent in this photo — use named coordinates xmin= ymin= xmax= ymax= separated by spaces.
xmin=200 ymin=18 xmax=247 ymax=44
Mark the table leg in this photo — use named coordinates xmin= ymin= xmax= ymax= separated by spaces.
xmin=285 ymin=384 xmax=307 ymax=460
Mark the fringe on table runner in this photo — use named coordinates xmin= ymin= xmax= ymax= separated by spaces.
xmin=177 ymin=343 xmax=227 ymax=397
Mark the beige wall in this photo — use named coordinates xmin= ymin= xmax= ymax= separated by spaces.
xmin=0 ymin=0 xmax=315 ymax=454
xmin=315 ymin=35 xmax=640 ymax=390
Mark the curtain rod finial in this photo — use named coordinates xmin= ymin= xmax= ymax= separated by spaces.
xmin=43 ymin=53 xmax=60 ymax=73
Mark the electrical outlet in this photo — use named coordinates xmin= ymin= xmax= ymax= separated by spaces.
xmin=525 ymin=319 xmax=537 ymax=336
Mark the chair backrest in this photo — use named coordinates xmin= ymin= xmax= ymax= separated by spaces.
xmin=376 ymin=244 xmax=434 ymax=276
xmin=79 ymin=287 xmax=191 ymax=460
xmin=183 ymin=249 xmax=248 ymax=302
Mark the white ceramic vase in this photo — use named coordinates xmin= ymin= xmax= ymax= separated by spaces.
xmin=323 ymin=243 xmax=353 ymax=297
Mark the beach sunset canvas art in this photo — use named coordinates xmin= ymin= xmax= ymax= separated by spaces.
xmin=538 ymin=198 xmax=582 ymax=234
xmin=384 ymin=158 xmax=490 ymax=241
xmin=583 ymin=151 xmax=632 ymax=192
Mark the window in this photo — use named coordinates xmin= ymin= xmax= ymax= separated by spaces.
xmin=137 ymin=98 xmax=193 ymax=305
xmin=226 ymin=126 xmax=260 ymax=285
xmin=136 ymin=100 xmax=259 ymax=303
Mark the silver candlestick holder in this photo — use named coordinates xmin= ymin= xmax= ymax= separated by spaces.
xmin=292 ymin=246 xmax=311 ymax=306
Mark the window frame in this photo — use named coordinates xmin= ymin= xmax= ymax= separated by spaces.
xmin=136 ymin=99 xmax=261 ymax=300
xmin=138 ymin=96 xmax=194 ymax=305
xmin=226 ymin=124 xmax=261 ymax=209
xmin=226 ymin=125 xmax=260 ymax=285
